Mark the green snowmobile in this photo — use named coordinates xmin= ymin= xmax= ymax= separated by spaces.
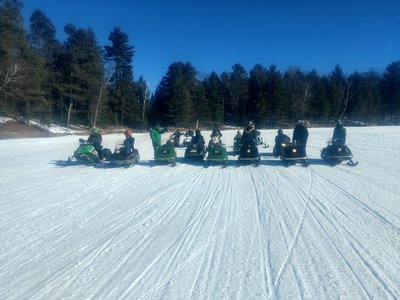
xmin=68 ymin=138 xmax=100 ymax=165
xmin=206 ymin=137 xmax=228 ymax=167
xmin=154 ymin=141 xmax=177 ymax=166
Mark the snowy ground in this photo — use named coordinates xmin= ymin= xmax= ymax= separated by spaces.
xmin=0 ymin=127 xmax=399 ymax=299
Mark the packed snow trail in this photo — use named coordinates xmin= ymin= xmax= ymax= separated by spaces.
xmin=0 ymin=127 xmax=399 ymax=299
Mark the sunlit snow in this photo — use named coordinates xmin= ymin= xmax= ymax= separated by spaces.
xmin=0 ymin=127 xmax=399 ymax=299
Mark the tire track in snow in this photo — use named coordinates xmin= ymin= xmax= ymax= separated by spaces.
xmin=268 ymin=166 xmax=313 ymax=299
xmin=308 ymin=170 xmax=400 ymax=297
xmin=186 ymin=167 xmax=235 ymax=298
xmin=8 ymin=171 xmax=162 ymax=299
xmin=147 ymin=168 xmax=226 ymax=299
xmin=88 ymin=170 xmax=207 ymax=299
xmin=138 ymin=167 xmax=262 ymax=300
xmin=260 ymin=167 xmax=305 ymax=298
xmin=1 ymin=168 xmax=185 ymax=299
xmin=353 ymin=176 xmax=400 ymax=263
xmin=248 ymin=167 xmax=277 ymax=296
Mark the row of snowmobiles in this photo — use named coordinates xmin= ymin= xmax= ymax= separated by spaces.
xmin=272 ymin=137 xmax=357 ymax=167
xmin=65 ymin=133 xmax=357 ymax=168
xmin=66 ymin=139 xmax=140 ymax=167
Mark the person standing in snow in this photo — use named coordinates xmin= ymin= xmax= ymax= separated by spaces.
xmin=149 ymin=125 xmax=166 ymax=149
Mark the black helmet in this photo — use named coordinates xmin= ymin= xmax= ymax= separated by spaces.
xmin=278 ymin=128 xmax=283 ymax=134
xmin=195 ymin=129 xmax=201 ymax=135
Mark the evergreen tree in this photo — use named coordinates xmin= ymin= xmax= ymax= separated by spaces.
xmin=0 ymin=0 xmax=26 ymax=111
xmin=153 ymin=62 xmax=197 ymax=126
xmin=248 ymin=64 xmax=268 ymax=124
xmin=308 ymin=73 xmax=329 ymax=121
xmin=203 ymin=71 xmax=224 ymax=124
xmin=328 ymin=64 xmax=348 ymax=118
xmin=28 ymin=9 xmax=64 ymax=122
xmin=264 ymin=65 xmax=284 ymax=126
xmin=104 ymin=27 xmax=137 ymax=126
xmin=228 ymin=63 xmax=249 ymax=123
xmin=61 ymin=23 xmax=104 ymax=126
xmin=380 ymin=61 xmax=400 ymax=117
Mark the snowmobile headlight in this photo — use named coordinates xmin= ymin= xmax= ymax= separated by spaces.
xmin=337 ymin=148 xmax=342 ymax=152
xmin=292 ymin=148 xmax=297 ymax=153
xmin=162 ymin=150 xmax=169 ymax=154
xmin=247 ymin=149 xmax=251 ymax=153
xmin=282 ymin=143 xmax=286 ymax=147
xmin=214 ymin=150 xmax=221 ymax=154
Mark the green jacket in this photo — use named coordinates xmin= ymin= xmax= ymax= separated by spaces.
xmin=150 ymin=127 xmax=166 ymax=148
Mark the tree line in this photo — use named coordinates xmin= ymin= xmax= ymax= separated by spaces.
xmin=1 ymin=0 xmax=399 ymax=130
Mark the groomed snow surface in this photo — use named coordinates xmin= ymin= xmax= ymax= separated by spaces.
xmin=1 ymin=127 xmax=399 ymax=300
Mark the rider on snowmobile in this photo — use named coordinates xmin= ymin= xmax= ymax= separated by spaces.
xmin=171 ymin=129 xmax=184 ymax=146
xmin=122 ymin=129 xmax=135 ymax=158
xmin=185 ymin=127 xmax=194 ymax=137
xmin=241 ymin=122 xmax=258 ymax=147
xmin=293 ymin=120 xmax=309 ymax=156
xmin=88 ymin=127 xmax=103 ymax=159
xmin=234 ymin=130 xmax=242 ymax=143
xmin=275 ymin=128 xmax=290 ymax=145
xmin=191 ymin=129 xmax=206 ymax=153
xmin=210 ymin=126 xmax=222 ymax=139
xmin=332 ymin=119 xmax=346 ymax=145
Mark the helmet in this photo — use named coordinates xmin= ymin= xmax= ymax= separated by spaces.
xmin=195 ymin=129 xmax=201 ymax=135
xmin=296 ymin=120 xmax=303 ymax=126
xmin=248 ymin=121 xmax=254 ymax=128
xmin=92 ymin=128 xmax=99 ymax=135
xmin=124 ymin=128 xmax=132 ymax=136
xmin=237 ymin=130 xmax=240 ymax=134
xmin=278 ymin=128 xmax=283 ymax=134
xmin=335 ymin=119 xmax=343 ymax=126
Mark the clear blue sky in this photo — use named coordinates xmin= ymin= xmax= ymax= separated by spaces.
xmin=22 ymin=0 xmax=400 ymax=92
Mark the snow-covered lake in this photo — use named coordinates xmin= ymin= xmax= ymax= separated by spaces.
xmin=0 ymin=127 xmax=399 ymax=299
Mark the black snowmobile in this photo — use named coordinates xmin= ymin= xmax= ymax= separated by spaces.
xmin=273 ymin=136 xmax=291 ymax=157
xmin=280 ymin=141 xmax=309 ymax=166
xmin=106 ymin=140 xmax=140 ymax=167
xmin=184 ymin=143 xmax=207 ymax=161
xmin=238 ymin=141 xmax=260 ymax=166
xmin=321 ymin=141 xmax=358 ymax=166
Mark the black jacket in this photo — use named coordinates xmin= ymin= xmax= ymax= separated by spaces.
xmin=88 ymin=133 xmax=102 ymax=146
xmin=191 ymin=134 xmax=205 ymax=145
xmin=123 ymin=136 xmax=135 ymax=153
xmin=293 ymin=125 xmax=308 ymax=147
xmin=241 ymin=126 xmax=257 ymax=145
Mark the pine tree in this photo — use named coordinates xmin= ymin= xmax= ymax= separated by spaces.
xmin=28 ymin=9 xmax=64 ymax=123
xmin=248 ymin=64 xmax=268 ymax=125
xmin=203 ymin=71 xmax=224 ymax=124
xmin=153 ymin=62 xmax=197 ymax=127
xmin=104 ymin=27 xmax=138 ymax=126
xmin=61 ymin=23 xmax=104 ymax=127
xmin=380 ymin=61 xmax=400 ymax=117
xmin=0 ymin=0 xmax=26 ymax=111
xmin=264 ymin=65 xmax=284 ymax=126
